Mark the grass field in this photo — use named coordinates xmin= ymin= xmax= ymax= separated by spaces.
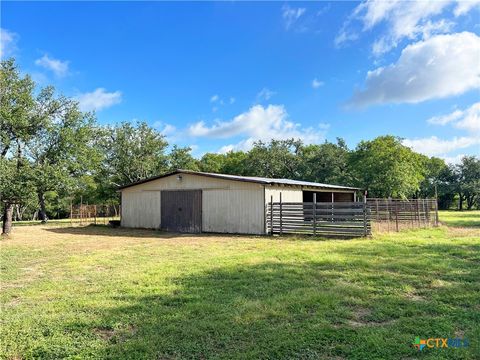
xmin=1 ymin=216 xmax=479 ymax=359
xmin=439 ymin=210 xmax=480 ymax=227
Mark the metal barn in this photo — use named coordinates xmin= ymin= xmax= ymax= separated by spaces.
xmin=119 ymin=170 xmax=359 ymax=234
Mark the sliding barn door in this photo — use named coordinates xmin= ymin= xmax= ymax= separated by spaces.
xmin=161 ymin=190 xmax=202 ymax=233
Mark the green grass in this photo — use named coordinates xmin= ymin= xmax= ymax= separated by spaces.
xmin=439 ymin=210 xmax=480 ymax=227
xmin=1 ymin=221 xmax=479 ymax=359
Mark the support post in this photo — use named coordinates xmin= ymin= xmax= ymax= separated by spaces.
xmin=415 ymin=200 xmax=419 ymax=227
xmin=313 ymin=193 xmax=317 ymax=236
xmin=270 ymin=195 xmax=273 ymax=235
xmin=363 ymin=194 xmax=368 ymax=236
xmin=395 ymin=201 xmax=399 ymax=232
xmin=70 ymin=198 xmax=73 ymax=226
xmin=425 ymin=199 xmax=430 ymax=226
xmin=386 ymin=198 xmax=390 ymax=231
xmin=279 ymin=192 xmax=283 ymax=236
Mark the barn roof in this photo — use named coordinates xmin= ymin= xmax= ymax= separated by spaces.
xmin=118 ymin=169 xmax=360 ymax=191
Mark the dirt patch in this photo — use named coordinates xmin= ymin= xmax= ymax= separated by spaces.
xmin=345 ymin=307 xmax=397 ymax=328
xmin=93 ymin=327 xmax=115 ymax=340
xmin=93 ymin=325 xmax=137 ymax=342
xmin=405 ymin=292 xmax=426 ymax=301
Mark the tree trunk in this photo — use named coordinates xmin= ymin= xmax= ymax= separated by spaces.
xmin=466 ymin=195 xmax=476 ymax=210
xmin=2 ymin=203 xmax=14 ymax=236
xmin=38 ymin=192 xmax=48 ymax=223
xmin=458 ymin=194 xmax=463 ymax=211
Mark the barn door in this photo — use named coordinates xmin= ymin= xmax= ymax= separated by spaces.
xmin=161 ymin=190 xmax=202 ymax=233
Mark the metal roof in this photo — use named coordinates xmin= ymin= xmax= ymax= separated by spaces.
xmin=119 ymin=169 xmax=360 ymax=191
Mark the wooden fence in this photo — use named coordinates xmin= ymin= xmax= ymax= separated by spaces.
xmin=267 ymin=197 xmax=371 ymax=237
xmin=366 ymin=198 xmax=438 ymax=232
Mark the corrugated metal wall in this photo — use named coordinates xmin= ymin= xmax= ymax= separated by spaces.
xmin=120 ymin=173 xmax=265 ymax=234
xmin=203 ymin=189 xmax=265 ymax=234
xmin=264 ymin=187 xmax=303 ymax=203
xmin=121 ymin=191 xmax=161 ymax=229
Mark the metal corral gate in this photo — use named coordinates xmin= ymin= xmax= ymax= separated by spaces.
xmin=267 ymin=199 xmax=371 ymax=237
xmin=366 ymin=198 xmax=438 ymax=232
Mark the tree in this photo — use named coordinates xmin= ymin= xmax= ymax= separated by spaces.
xmin=199 ymin=153 xmax=226 ymax=173
xmin=244 ymin=139 xmax=302 ymax=178
xmin=221 ymin=151 xmax=248 ymax=175
xmin=454 ymin=156 xmax=480 ymax=210
xmin=349 ymin=136 xmax=425 ymax=198
xmin=418 ymin=156 xmax=448 ymax=197
xmin=168 ymin=145 xmax=199 ymax=171
xmin=0 ymin=58 xmax=42 ymax=235
xmin=299 ymin=138 xmax=351 ymax=185
xmin=26 ymin=91 xmax=99 ymax=221
xmin=100 ymin=121 xmax=169 ymax=194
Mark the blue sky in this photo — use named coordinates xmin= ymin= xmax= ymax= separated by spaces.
xmin=2 ymin=1 xmax=479 ymax=162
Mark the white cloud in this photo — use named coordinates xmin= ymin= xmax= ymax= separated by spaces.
xmin=153 ymin=121 xmax=177 ymax=135
xmin=75 ymin=88 xmax=122 ymax=112
xmin=256 ymin=87 xmax=276 ymax=101
xmin=402 ymin=136 xmax=480 ymax=156
xmin=210 ymin=94 xmax=219 ymax=103
xmin=0 ymin=28 xmax=18 ymax=59
xmin=428 ymin=109 xmax=464 ymax=126
xmin=428 ymin=102 xmax=480 ymax=134
xmin=35 ymin=54 xmax=69 ymax=77
xmin=454 ymin=0 xmax=480 ymax=16
xmin=349 ymin=32 xmax=480 ymax=107
xmin=188 ymin=104 xmax=326 ymax=152
xmin=442 ymin=153 xmax=467 ymax=165
xmin=229 ymin=97 xmax=235 ymax=104
xmin=312 ymin=78 xmax=324 ymax=89
xmin=405 ymin=102 xmax=480 ymax=161
xmin=361 ymin=0 xmax=451 ymax=54
xmin=336 ymin=1 xmax=480 ymax=55
xmin=282 ymin=5 xmax=306 ymax=30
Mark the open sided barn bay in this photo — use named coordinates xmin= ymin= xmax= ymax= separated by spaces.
xmin=1 ymin=214 xmax=479 ymax=360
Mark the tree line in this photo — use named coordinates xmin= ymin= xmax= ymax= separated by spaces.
xmin=1 ymin=59 xmax=479 ymax=234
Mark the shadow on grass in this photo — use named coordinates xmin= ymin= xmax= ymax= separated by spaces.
xmin=44 ymin=225 xmax=262 ymax=239
xmin=45 ymin=225 xmax=341 ymax=241
xmin=74 ymin=252 xmax=478 ymax=359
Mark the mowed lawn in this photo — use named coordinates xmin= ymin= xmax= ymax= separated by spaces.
xmin=439 ymin=210 xmax=480 ymax=227
xmin=1 ymin=216 xmax=479 ymax=359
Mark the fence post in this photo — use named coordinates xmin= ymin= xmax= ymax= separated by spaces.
xmin=279 ymin=192 xmax=283 ymax=236
xmin=270 ymin=195 xmax=273 ymax=235
xmin=421 ymin=199 xmax=426 ymax=228
xmin=313 ymin=193 xmax=317 ymax=236
xmin=395 ymin=201 xmax=399 ymax=232
xmin=363 ymin=195 xmax=368 ymax=236
xmin=386 ymin=199 xmax=390 ymax=232
xmin=425 ymin=199 xmax=430 ymax=226
xmin=434 ymin=199 xmax=439 ymax=227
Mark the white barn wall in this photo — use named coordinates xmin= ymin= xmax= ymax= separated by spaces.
xmin=203 ymin=189 xmax=264 ymax=234
xmin=264 ymin=186 xmax=303 ymax=204
xmin=121 ymin=191 xmax=161 ymax=229
xmin=120 ymin=173 xmax=265 ymax=234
